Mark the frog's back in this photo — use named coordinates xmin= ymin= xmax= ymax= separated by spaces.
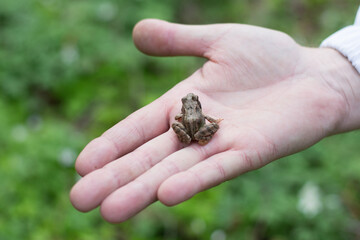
xmin=184 ymin=114 xmax=205 ymax=139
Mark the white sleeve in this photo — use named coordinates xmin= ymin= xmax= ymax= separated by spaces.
xmin=320 ymin=6 xmax=360 ymax=74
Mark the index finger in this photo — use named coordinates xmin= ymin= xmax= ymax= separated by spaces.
xmin=75 ymin=94 xmax=177 ymax=176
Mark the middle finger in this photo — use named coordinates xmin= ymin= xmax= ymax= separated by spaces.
xmin=70 ymin=129 xmax=181 ymax=212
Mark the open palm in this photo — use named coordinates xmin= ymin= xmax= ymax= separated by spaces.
xmin=70 ymin=20 xmax=353 ymax=223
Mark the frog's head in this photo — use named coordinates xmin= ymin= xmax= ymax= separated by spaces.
xmin=181 ymin=93 xmax=202 ymax=111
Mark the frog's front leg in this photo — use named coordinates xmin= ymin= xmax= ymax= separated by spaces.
xmin=194 ymin=123 xmax=219 ymax=145
xmin=172 ymin=122 xmax=191 ymax=144
xmin=174 ymin=113 xmax=183 ymax=122
xmin=204 ymin=115 xmax=223 ymax=124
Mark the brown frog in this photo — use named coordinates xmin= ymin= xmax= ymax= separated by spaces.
xmin=172 ymin=93 xmax=221 ymax=145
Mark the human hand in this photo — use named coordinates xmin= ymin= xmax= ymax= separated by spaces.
xmin=70 ymin=20 xmax=360 ymax=222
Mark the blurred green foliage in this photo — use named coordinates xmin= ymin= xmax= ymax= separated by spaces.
xmin=0 ymin=0 xmax=359 ymax=239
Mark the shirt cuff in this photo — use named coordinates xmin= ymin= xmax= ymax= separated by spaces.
xmin=320 ymin=7 xmax=360 ymax=74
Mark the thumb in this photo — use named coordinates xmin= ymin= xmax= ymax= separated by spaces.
xmin=132 ymin=19 xmax=230 ymax=58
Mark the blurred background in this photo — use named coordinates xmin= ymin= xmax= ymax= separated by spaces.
xmin=0 ymin=0 xmax=359 ymax=239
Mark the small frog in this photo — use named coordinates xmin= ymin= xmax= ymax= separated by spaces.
xmin=172 ymin=93 xmax=221 ymax=145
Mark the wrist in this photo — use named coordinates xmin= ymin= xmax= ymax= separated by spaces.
xmin=304 ymin=47 xmax=360 ymax=135
xmin=320 ymin=25 xmax=360 ymax=73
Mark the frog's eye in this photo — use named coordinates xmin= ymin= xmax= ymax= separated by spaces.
xmin=181 ymin=97 xmax=186 ymax=103
xmin=192 ymin=95 xmax=198 ymax=101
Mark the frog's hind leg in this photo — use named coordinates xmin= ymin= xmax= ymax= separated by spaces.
xmin=172 ymin=122 xmax=191 ymax=144
xmin=194 ymin=123 xmax=219 ymax=145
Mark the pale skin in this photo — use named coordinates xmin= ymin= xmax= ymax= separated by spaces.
xmin=70 ymin=19 xmax=360 ymax=223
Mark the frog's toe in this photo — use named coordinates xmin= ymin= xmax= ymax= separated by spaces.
xmin=196 ymin=135 xmax=212 ymax=145
xmin=198 ymin=139 xmax=209 ymax=145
